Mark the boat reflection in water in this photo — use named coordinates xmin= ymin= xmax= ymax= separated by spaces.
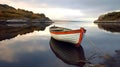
xmin=50 ymin=37 xmax=86 ymax=67
xmin=96 ymin=23 xmax=120 ymax=33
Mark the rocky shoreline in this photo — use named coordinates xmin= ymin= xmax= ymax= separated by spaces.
xmin=94 ymin=21 xmax=120 ymax=23
xmin=0 ymin=19 xmax=53 ymax=27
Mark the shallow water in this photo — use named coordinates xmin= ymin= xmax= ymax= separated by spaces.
xmin=0 ymin=21 xmax=120 ymax=67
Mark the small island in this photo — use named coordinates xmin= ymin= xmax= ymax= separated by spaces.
xmin=94 ymin=11 xmax=120 ymax=23
xmin=0 ymin=4 xmax=53 ymax=26
xmin=94 ymin=11 xmax=120 ymax=32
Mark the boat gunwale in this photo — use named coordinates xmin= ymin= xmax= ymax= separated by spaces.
xmin=50 ymin=29 xmax=82 ymax=34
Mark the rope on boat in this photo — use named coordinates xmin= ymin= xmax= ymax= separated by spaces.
xmin=85 ymin=35 xmax=112 ymax=60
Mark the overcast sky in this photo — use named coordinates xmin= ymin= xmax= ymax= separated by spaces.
xmin=1 ymin=0 xmax=120 ymax=21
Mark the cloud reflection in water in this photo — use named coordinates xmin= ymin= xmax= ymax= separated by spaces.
xmin=0 ymin=31 xmax=50 ymax=63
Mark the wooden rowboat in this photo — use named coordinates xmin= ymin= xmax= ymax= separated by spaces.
xmin=49 ymin=26 xmax=86 ymax=46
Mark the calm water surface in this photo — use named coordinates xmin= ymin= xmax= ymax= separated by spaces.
xmin=0 ymin=21 xmax=120 ymax=67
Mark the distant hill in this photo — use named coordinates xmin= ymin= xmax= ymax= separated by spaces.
xmin=94 ymin=11 xmax=120 ymax=23
xmin=0 ymin=4 xmax=50 ymax=20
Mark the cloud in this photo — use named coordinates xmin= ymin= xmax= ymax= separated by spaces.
xmin=11 ymin=0 xmax=119 ymax=10
xmin=31 ymin=7 xmax=85 ymax=20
